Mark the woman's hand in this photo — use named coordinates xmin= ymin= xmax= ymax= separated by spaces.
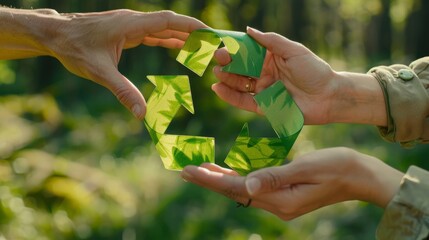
xmin=181 ymin=147 xmax=403 ymax=220
xmin=212 ymin=27 xmax=387 ymax=126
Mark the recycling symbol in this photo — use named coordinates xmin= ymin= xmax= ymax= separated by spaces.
xmin=143 ymin=29 xmax=304 ymax=175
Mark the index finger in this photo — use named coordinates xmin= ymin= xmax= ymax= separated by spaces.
xmin=214 ymin=47 xmax=231 ymax=65
xmin=145 ymin=10 xmax=208 ymax=33
xmin=181 ymin=165 xmax=248 ymax=201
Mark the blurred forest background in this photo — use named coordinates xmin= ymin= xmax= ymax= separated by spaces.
xmin=0 ymin=0 xmax=428 ymax=239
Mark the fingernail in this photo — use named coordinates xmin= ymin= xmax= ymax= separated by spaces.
xmin=213 ymin=65 xmax=220 ymax=73
xmin=245 ymin=178 xmax=261 ymax=195
xmin=132 ymin=104 xmax=142 ymax=119
xmin=246 ymin=26 xmax=261 ymax=33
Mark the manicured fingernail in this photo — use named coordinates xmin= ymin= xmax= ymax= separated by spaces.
xmin=245 ymin=178 xmax=261 ymax=195
xmin=132 ymin=104 xmax=142 ymax=119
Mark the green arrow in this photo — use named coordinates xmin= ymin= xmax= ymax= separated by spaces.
xmin=144 ymin=75 xmax=194 ymax=134
xmin=176 ymin=28 xmax=266 ymax=78
xmin=154 ymin=134 xmax=214 ymax=171
xmin=143 ymin=75 xmax=214 ymax=171
xmin=254 ymin=81 xmax=304 ymax=149
xmin=225 ymin=81 xmax=304 ymax=175
xmin=224 ymin=123 xmax=288 ymax=176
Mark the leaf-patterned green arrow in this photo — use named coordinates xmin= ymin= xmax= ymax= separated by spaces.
xmin=176 ymin=28 xmax=266 ymax=78
xmin=223 ymin=123 xmax=289 ymax=176
xmin=224 ymin=81 xmax=304 ymax=175
xmin=144 ymin=75 xmax=194 ymax=134
xmin=144 ymin=75 xmax=214 ymax=170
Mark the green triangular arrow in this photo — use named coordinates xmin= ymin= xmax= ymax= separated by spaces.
xmin=254 ymin=81 xmax=304 ymax=149
xmin=177 ymin=28 xmax=266 ymax=78
xmin=224 ymin=123 xmax=288 ymax=175
xmin=143 ymin=75 xmax=214 ymax=171
xmin=225 ymin=81 xmax=304 ymax=175
xmin=145 ymin=75 xmax=194 ymax=134
xmin=155 ymin=134 xmax=215 ymax=171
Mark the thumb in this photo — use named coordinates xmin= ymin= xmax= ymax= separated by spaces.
xmin=245 ymin=162 xmax=308 ymax=196
xmin=246 ymin=26 xmax=310 ymax=59
xmin=96 ymin=68 xmax=146 ymax=120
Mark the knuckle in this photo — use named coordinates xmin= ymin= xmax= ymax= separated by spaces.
xmin=223 ymin=187 xmax=241 ymax=201
xmin=114 ymin=87 xmax=133 ymax=105
xmin=260 ymin=171 xmax=282 ymax=191
xmin=222 ymin=178 xmax=245 ymax=201
xmin=157 ymin=10 xmax=176 ymax=18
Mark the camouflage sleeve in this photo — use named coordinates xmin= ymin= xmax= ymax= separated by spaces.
xmin=376 ymin=166 xmax=429 ymax=240
xmin=368 ymin=57 xmax=429 ymax=147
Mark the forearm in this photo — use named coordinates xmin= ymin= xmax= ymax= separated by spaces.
xmin=329 ymin=71 xmax=387 ymax=126
xmin=353 ymin=153 xmax=403 ymax=208
xmin=0 ymin=7 xmax=63 ymax=59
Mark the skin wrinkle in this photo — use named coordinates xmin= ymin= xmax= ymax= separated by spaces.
xmin=267 ymin=171 xmax=283 ymax=192
xmin=223 ymin=185 xmax=241 ymax=201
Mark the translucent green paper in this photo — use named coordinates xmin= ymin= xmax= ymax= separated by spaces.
xmin=177 ymin=28 xmax=266 ymax=78
xmin=144 ymin=75 xmax=215 ymax=170
xmin=144 ymin=28 xmax=304 ymax=174
xmin=225 ymin=81 xmax=304 ymax=175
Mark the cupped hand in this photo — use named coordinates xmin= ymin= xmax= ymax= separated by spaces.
xmin=181 ymin=147 xmax=403 ymax=220
xmin=46 ymin=10 xmax=207 ymax=119
xmin=212 ymin=27 xmax=340 ymax=124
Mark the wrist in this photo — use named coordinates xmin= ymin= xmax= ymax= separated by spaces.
xmin=328 ymin=71 xmax=387 ymax=126
xmin=0 ymin=7 xmax=63 ymax=59
xmin=348 ymin=151 xmax=403 ymax=208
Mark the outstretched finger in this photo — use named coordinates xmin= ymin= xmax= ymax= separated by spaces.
xmin=211 ymin=82 xmax=262 ymax=114
xmin=181 ymin=165 xmax=272 ymax=209
xmin=144 ymin=11 xmax=207 ymax=34
xmin=147 ymin=29 xmax=190 ymax=41
xmin=141 ymin=37 xmax=185 ymax=49
xmin=199 ymin=163 xmax=240 ymax=176
xmin=181 ymin=165 xmax=249 ymax=201
xmin=245 ymin=161 xmax=316 ymax=196
xmin=213 ymin=65 xmax=257 ymax=93
xmin=246 ymin=27 xmax=310 ymax=59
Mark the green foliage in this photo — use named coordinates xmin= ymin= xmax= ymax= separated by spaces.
xmin=1 ymin=0 xmax=428 ymax=239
